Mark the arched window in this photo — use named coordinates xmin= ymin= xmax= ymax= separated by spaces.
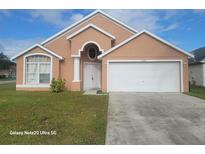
xmin=25 ymin=55 xmax=51 ymax=84
xmin=87 ymin=45 xmax=98 ymax=60
xmin=84 ymin=43 xmax=99 ymax=61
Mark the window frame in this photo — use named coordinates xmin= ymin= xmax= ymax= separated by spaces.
xmin=87 ymin=46 xmax=97 ymax=61
xmin=23 ymin=53 xmax=53 ymax=85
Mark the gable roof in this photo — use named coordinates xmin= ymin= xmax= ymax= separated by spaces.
xmin=41 ymin=10 xmax=137 ymax=45
xmin=10 ymin=44 xmax=64 ymax=61
xmin=66 ymin=23 xmax=116 ymax=40
xmin=189 ymin=47 xmax=205 ymax=64
xmin=98 ymin=30 xmax=194 ymax=59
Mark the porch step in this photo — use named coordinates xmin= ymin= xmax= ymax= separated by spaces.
xmin=83 ymin=90 xmax=98 ymax=95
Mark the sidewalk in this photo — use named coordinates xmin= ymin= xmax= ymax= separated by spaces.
xmin=0 ymin=80 xmax=16 ymax=84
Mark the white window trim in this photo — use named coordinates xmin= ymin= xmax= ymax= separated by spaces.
xmin=87 ymin=45 xmax=98 ymax=61
xmin=22 ymin=53 xmax=53 ymax=87
xmin=16 ymin=84 xmax=50 ymax=88
xmin=106 ymin=59 xmax=184 ymax=92
xmin=72 ymin=80 xmax=81 ymax=82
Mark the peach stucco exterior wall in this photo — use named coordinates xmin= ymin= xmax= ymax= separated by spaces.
xmin=41 ymin=13 xmax=133 ymax=91
xmin=16 ymin=47 xmax=60 ymax=91
xmin=16 ymin=57 xmax=24 ymax=85
xmin=69 ymin=27 xmax=111 ymax=90
xmin=15 ymin=12 xmax=189 ymax=92
xmin=101 ymin=33 xmax=189 ymax=92
xmin=70 ymin=27 xmax=113 ymax=55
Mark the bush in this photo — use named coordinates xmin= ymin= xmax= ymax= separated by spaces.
xmin=0 ymin=75 xmax=6 ymax=79
xmin=50 ymin=78 xmax=66 ymax=93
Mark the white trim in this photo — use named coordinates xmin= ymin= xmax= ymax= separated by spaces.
xmin=107 ymin=59 xmax=183 ymax=62
xmin=23 ymin=53 xmax=53 ymax=86
xmin=97 ymin=10 xmax=137 ymax=34
xmin=106 ymin=59 xmax=184 ymax=92
xmin=10 ymin=44 xmax=64 ymax=61
xmin=87 ymin=45 xmax=98 ymax=61
xmin=37 ymin=45 xmax=63 ymax=60
xmin=16 ymin=84 xmax=50 ymax=88
xmin=72 ymin=41 xmax=104 ymax=57
xmin=83 ymin=62 xmax=100 ymax=65
xmin=200 ymin=60 xmax=205 ymax=63
xmin=40 ymin=9 xmax=137 ymax=45
xmin=71 ymin=55 xmax=81 ymax=58
xmin=66 ymin=23 xmax=116 ymax=40
xmin=40 ymin=10 xmax=101 ymax=45
xmin=72 ymin=80 xmax=81 ymax=82
xmin=79 ymin=41 xmax=104 ymax=53
xmin=180 ymin=60 xmax=184 ymax=92
xmin=98 ymin=30 xmax=194 ymax=59
xmin=73 ymin=57 xmax=80 ymax=81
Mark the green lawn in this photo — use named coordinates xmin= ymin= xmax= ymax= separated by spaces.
xmin=185 ymin=85 xmax=205 ymax=100
xmin=0 ymin=83 xmax=108 ymax=144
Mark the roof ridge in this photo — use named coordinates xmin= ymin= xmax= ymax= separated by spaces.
xmin=98 ymin=30 xmax=194 ymax=59
xmin=40 ymin=9 xmax=137 ymax=45
xmin=66 ymin=23 xmax=116 ymax=40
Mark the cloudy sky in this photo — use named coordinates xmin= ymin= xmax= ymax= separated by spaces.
xmin=0 ymin=9 xmax=205 ymax=57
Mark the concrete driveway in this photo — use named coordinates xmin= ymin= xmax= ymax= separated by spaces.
xmin=106 ymin=93 xmax=205 ymax=144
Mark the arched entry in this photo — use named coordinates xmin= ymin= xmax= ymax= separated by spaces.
xmin=82 ymin=42 xmax=101 ymax=90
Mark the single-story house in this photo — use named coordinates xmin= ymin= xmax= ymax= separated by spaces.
xmin=189 ymin=47 xmax=205 ymax=86
xmin=0 ymin=58 xmax=16 ymax=78
xmin=11 ymin=10 xmax=194 ymax=92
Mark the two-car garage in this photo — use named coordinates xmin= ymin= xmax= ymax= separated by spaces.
xmin=98 ymin=31 xmax=193 ymax=93
xmin=107 ymin=60 xmax=182 ymax=92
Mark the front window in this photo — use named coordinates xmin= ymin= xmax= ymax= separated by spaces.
xmin=25 ymin=55 xmax=51 ymax=84
xmin=87 ymin=47 xmax=97 ymax=60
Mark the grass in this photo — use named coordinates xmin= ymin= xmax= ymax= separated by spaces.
xmin=185 ymin=85 xmax=205 ymax=100
xmin=0 ymin=83 xmax=108 ymax=144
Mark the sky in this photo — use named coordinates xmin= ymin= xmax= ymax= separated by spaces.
xmin=0 ymin=9 xmax=205 ymax=57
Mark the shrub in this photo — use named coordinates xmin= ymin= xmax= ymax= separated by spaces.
xmin=50 ymin=78 xmax=66 ymax=93
xmin=0 ymin=75 xmax=6 ymax=79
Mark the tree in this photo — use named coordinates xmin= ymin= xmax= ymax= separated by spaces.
xmin=0 ymin=52 xmax=9 ymax=60
xmin=0 ymin=52 xmax=15 ymax=70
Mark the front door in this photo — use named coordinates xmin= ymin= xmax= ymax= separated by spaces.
xmin=83 ymin=63 xmax=100 ymax=90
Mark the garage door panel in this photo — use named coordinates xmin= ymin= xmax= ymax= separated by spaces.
xmin=108 ymin=62 xmax=180 ymax=92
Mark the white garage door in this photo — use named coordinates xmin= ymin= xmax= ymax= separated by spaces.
xmin=108 ymin=61 xmax=181 ymax=92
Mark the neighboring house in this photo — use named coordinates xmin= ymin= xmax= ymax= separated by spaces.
xmin=189 ymin=47 xmax=205 ymax=86
xmin=0 ymin=64 xmax=16 ymax=78
xmin=0 ymin=69 xmax=10 ymax=78
xmin=11 ymin=10 xmax=194 ymax=92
